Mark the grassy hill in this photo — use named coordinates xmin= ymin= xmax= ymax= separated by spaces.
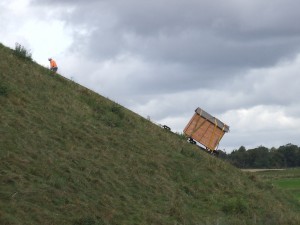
xmin=1 ymin=42 xmax=299 ymax=225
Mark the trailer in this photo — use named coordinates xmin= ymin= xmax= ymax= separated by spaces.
xmin=183 ymin=107 xmax=229 ymax=155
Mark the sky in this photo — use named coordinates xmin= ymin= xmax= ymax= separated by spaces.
xmin=1 ymin=0 xmax=300 ymax=152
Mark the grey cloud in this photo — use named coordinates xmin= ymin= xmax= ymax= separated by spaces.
xmin=33 ymin=0 xmax=300 ymax=70
xmin=29 ymin=0 xmax=300 ymax=149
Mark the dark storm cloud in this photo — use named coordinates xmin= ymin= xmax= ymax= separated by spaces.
xmin=33 ymin=0 xmax=300 ymax=69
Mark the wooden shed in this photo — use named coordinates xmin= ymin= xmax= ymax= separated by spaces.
xmin=183 ymin=107 xmax=229 ymax=151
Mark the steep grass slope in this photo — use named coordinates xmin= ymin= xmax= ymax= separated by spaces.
xmin=1 ymin=43 xmax=299 ymax=225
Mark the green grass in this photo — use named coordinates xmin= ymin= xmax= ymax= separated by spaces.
xmin=275 ymin=178 xmax=300 ymax=188
xmin=1 ymin=42 xmax=300 ymax=225
xmin=253 ymin=168 xmax=300 ymax=203
xmin=275 ymin=179 xmax=300 ymax=202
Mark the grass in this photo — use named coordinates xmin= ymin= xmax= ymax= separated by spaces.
xmin=13 ymin=43 xmax=32 ymax=61
xmin=1 ymin=42 xmax=300 ymax=224
xmin=275 ymin=179 xmax=300 ymax=202
xmin=252 ymin=168 xmax=300 ymax=203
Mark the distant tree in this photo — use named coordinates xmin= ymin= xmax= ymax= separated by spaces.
xmin=269 ymin=148 xmax=284 ymax=168
xmin=238 ymin=146 xmax=246 ymax=152
xmin=226 ymin=144 xmax=300 ymax=169
xmin=278 ymin=144 xmax=299 ymax=167
xmin=217 ymin=150 xmax=228 ymax=159
xmin=249 ymin=146 xmax=270 ymax=168
xmin=228 ymin=146 xmax=248 ymax=168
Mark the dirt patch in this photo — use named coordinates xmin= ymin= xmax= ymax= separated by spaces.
xmin=241 ymin=169 xmax=286 ymax=172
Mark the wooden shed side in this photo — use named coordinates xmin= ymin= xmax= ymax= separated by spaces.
xmin=183 ymin=108 xmax=229 ymax=150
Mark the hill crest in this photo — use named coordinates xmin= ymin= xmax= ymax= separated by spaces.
xmin=1 ymin=43 xmax=299 ymax=225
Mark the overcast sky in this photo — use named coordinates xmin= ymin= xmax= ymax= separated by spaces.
xmin=1 ymin=0 xmax=300 ymax=152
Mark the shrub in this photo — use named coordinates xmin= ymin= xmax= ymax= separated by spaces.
xmin=111 ymin=103 xmax=124 ymax=119
xmin=14 ymin=42 xmax=32 ymax=61
xmin=222 ymin=197 xmax=249 ymax=214
xmin=0 ymin=83 xmax=8 ymax=96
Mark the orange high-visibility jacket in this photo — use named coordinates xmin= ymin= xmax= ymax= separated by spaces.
xmin=50 ymin=59 xmax=57 ymax=68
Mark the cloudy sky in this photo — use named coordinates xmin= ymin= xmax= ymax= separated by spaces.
xmin=1 ymin=0 xmax=300 ymax=152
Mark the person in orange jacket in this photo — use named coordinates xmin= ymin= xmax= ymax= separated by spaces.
xmin=48 ymin=58 xmax=58 ymax=74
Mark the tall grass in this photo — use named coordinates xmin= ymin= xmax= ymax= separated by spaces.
xmin=13 ymin=42 xmax=32 ymax=61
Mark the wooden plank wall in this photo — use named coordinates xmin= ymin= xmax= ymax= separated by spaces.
xmin=184 ymin=113 xmax=225 ymax=150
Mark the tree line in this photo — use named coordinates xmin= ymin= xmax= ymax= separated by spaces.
xmin=218 ymin=144 xmax=300 ymax=169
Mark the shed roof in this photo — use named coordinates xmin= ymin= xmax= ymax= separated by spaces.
xmin=195 ymin=107 xmax=230 ymax=132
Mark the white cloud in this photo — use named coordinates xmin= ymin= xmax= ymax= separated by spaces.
xmin=18 ymin=20 xmax=73 ymax=63
xmin=0 ymin=0 xmax=73 ymax=67
xmin=221 ymin=105 xmax=300 ymax=150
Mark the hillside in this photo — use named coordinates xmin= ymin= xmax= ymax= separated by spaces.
xmin=1 ymin=43 xmax=299 ymax=225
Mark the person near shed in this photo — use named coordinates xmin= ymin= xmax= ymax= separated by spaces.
xmin=48 ymin=58 xmax=58 ymax=74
